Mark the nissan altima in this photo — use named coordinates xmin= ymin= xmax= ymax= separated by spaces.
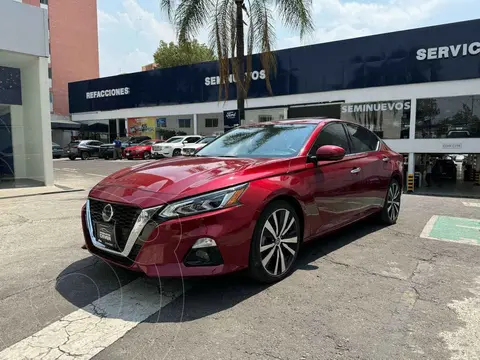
xmin=81 ymin=119 xmax=403 ymax=283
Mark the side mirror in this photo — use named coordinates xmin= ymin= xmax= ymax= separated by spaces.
xmin=316 ymin=145 xmax=345 ymax=161
xmin=182 ymin=140 xmax=188 ymax=144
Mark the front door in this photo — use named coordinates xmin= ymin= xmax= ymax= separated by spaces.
xmin=305 ymin=122 xmax=362 ymax=236
xmin=343 ymin=123 xmax=390 ymax=213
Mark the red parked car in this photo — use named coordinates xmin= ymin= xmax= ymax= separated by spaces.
xmin=124 ymin=139 xmax=163 ymax=160
xmin=82 ymin=119 xmax=403 ymax=283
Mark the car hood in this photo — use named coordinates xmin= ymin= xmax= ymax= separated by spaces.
xmin=90 ymin=156 xmax=300 ymax=208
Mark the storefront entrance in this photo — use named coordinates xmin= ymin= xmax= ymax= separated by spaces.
xmin=409 ymin=153 xmax=480 ymax=198
xmin=0 ymin=105 xmax=14 ymax=181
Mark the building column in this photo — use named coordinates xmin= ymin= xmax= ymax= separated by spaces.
xmin=283 ymin=107 xmax=288 ymax=120
xmin=115 ymin=118 xmax=120 ymax=137
xmin=193 ymin=114 xmax=198 ymax=135
xmin=409 ymin=98 xmax=416 ymax=139
xmin=408 ymin=153 xmax=415 ymax=175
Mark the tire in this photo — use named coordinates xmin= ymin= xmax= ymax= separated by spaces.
xmin=248 ymin=200 xmax=302 ymax=283
xmin=69 ymin=155 xmax=76 ymax=161
xmin=81 ymin=152 xmax=89 ymax=160
xmin=143 ymin=151 xmax=151 ymax=160
xmin=172 ymin=149 xmax=181 ymax=156
xmin=376 ymin=178 xmax=401 ymax=225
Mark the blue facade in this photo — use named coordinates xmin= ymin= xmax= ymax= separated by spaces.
xmin=69 ymin=19 xmax=480 ymax=114
xmin=0 ymin=66 xmax=22 ymax=105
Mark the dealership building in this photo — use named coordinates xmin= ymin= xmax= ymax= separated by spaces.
xmin=69 ymin=19 xmax=480 ymax=196
xmin=0 ymin=1 xmax=53 ymax=189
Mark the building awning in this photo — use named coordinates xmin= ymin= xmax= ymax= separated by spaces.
xmin=51 ymin=119 xmax=81 ymax=130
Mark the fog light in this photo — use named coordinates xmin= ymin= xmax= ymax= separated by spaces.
xmin=195 ymin=250 xmax=210 ymax=261
xmin=184 ymin=238 xmax=223 ymax=267
xmin=192 ymin=238 xmax=217 ymax=249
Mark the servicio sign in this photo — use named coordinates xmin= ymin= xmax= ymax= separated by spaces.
xmin=416 ymin=42 xmax=480 ymax=60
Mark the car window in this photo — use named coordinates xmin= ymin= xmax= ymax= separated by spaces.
xmin=185 ymin=137 xmax=200 ymax=143
xmin=344 ymin=123 xmax=379 ymax=153
xmin=309 ymin=122 xmax=350 ymax=155
xmin=198 ymin=137 xmax=215 ymax=144
xmin=91 ymin=141 xmax=103 ymax=146
xmin=165 ymin=137 xmax=183 ymax=143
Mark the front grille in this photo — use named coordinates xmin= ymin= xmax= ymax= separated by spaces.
xmin=152 ymin=145 xmax=162 ymax=151
xmin=89 ymin=199 xmax=142 ymax=251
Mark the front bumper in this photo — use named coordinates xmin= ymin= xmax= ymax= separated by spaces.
xmin=81 ymin=199 xmax=256 ymax=277
xmin=152 ymin=148 xmax=173 ymax=158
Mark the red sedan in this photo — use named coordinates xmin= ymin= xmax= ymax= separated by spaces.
xmin=82 ymin=119 xmax=403 ymax=283
xmin=124 ymin=139 xmax=163 ymax=160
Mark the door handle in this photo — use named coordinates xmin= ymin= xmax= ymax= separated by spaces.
xmin=351 ymin=167 xmax=361 ymax=174
xmin=382 ymin=156 xmax=390 ymax=162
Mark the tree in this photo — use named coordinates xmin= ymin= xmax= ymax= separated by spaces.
xmin=160 ymin=0 xmax=314 ymax=122
xmin=153 ymin=40 xmax=216 ymax=68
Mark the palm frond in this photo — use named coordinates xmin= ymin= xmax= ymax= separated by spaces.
xmin=208 ymin=0 xmax=232 ymax=101
xmin=160 ymin=0 xmax=176 ymax=21
xmin=275 ymin=0 xmax=314 ymax=39
xmin=175 ymin=0 xmax=213 ymax=44
xmin=250 ymin=0 xmax=277 ymax=95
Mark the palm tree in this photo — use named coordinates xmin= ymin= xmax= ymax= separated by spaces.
xmin=160 ymin=0 xmax=314 ymax=122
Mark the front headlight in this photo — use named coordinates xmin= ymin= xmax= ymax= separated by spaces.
xmin=158 ymin=183 xmax=248 ymax=218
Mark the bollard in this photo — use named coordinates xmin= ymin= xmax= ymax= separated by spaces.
xmin=407 ymin=173 xmax=414 ymax=193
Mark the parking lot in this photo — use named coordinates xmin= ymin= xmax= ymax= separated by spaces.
xmin=0 ymin=159 xmax=479 ymax=359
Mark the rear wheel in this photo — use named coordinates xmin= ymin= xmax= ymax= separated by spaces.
xmin=143 ymin=151 xmax=151 ymax=160
xmin=172 ymin=149 xmax=181 ymax=156
xmin=249 ymin=200 xmax=301 ymax=283
xmin=68 ymin=155 xmax=76 ymax=161
xmin=376 ymin=178 xmax=401 ymax=225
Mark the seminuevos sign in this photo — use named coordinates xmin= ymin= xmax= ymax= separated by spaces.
xmin=341 ymin=101 xmax=411 ymax=113
xmin=205 ymin=70 xmax=266 ymax=86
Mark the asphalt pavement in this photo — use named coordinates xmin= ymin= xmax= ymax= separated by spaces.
xmin=0 ymin=158 xmax=479 ymax=359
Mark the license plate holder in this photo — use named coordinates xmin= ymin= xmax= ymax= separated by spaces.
xmin=95 ymin=222 xmax=118 ymax=250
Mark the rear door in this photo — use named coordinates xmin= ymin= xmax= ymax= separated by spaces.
xmin=306 ymin=122 xmax=363 ymax=236
xmin=343 ymin=123 xmax=389 ymax=214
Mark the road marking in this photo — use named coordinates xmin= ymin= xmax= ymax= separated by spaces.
xmin=0 ymin=278 xmax=186 ymax=360
xmin=420 ymin=215 xmax=480 ymax=246
xmin=462 ymin=202 xmax=480 ymax=208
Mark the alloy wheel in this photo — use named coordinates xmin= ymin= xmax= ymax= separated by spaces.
xmin=387 ymin=181 xmax=401 ymax=222
xmin=143 ymin=152 xmax=151 ymax=160
xmin=260 ymin=209 xmax=299 ymax=276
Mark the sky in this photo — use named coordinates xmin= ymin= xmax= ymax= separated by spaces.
xmin=97 ymin=0 xmax=480 ymax=77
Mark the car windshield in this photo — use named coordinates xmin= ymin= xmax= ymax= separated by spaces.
xmin=165 ymin=137 xmax=183 ymax=143
xmin=196 ymin=124 xmax=317 ymax=158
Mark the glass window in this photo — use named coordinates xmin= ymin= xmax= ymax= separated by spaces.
xmin=309 ymin=122 xmax=350 ymax=155
xmin=340 ymin=100 xmax=411 ymax=139
xmin=259 ymin=115 xmax=273 ymax=122
xmin=40 ymin=0 xmax=48 ymax=4
xmin=416 ymin=95 xmax=480 ymax=138
xmin=165 ymin=137 xmax=183 ymax=143
xmin=48 ymin=67 xmax=52 ymax=79
xmin=196 ymin=124 xmax=317 ymax=158
xmin=345 ymin=123 xmax=379 ymax=153
xmin=205 ymin=118 xmax=218 ymax=128
xmin=178 ymin=119 xmax=191 ymax=128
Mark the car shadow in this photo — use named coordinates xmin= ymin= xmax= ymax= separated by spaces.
xmin=55 ymin=218 xmax=386 ymax=323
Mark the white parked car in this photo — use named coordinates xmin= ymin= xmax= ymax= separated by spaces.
xmin=181 ymin=136 xmax=217 ymax=156
xmin=151 ymin=135 xmax=202 ymax=158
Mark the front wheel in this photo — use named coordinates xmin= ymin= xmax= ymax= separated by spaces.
xmin=249 ymin=200 xmax=301 ymax=283
xmin=172 ymin=149 xmax=181 ymax=156
xmin=376 ymin=178 xmax=401 ymax=225
xmin=81 ymin=152 xmax=89 ymax=160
